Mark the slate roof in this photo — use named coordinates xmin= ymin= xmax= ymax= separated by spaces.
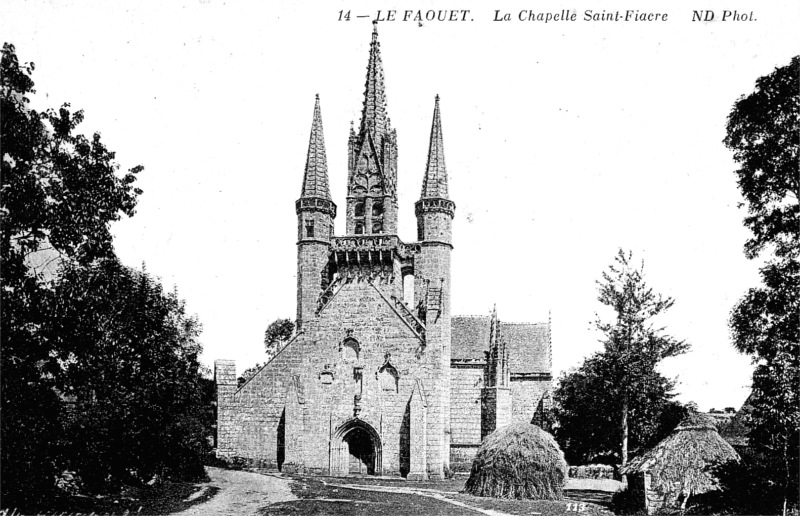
xmin=451 ymin=316 xmax=551 ymax=374
xmin=300 ymin=95 xmax=332 ymax=200
xmin=420 ymin=96 xmax=449 ymax=199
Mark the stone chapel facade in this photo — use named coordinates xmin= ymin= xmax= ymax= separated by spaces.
xmin=214 ymin=24 xmax=552 ymax=480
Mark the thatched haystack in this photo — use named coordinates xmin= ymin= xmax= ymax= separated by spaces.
xmin=619 ymin=413 xmax=741 ymax=514
xmin=464 ymin=423 xmax=567 ymax=500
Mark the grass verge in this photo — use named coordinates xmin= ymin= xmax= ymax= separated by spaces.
xmin=8 ymin=482 xmax=220 ymax=515
xmin=263 ymin=474 xmax=616 ymax=516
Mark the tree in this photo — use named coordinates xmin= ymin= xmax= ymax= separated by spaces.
xmin=238 ymin=362 xmax=266 ymax=388
xmin=554 ymin=250 xmax=688 ymax=466
xmin=232 ymin=319 xmax=295 ymax=388
xmin=1 ymin=42 xmax=141 ymax=510
xmin=48 ymin=259 xmax=209 ymax=492
xmin=723 ymin=56 xmax=799 ymax=261
xmin=725 ymin=56 xmax=799 ymax=516
xmin=554 ymin=353 xmax=689 ymax=466
xmin=264 ymin=318 xmax=294 ymax=359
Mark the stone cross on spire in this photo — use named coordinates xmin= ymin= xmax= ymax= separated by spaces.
xmin=301 ymin=94 xmax=332 ymax=200
xmin=420 ymin=95 xmax=449 ymax=199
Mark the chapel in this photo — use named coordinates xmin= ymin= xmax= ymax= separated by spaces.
xmin=214 ymin=23 xmax=552 ymax=479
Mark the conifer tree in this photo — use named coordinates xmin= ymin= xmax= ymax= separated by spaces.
xmin=555 ymin=250 xmax=688 ymax=466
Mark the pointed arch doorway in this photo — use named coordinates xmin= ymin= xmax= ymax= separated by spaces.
xmin=331 ymin=419 xmax=382 ymax=476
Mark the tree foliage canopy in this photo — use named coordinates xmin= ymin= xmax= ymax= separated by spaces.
xmin=554 ymin=250 xmax=688 ymax=466
xmin=724 ymin=56 xmax=799 ymax=260
xmin=264 ymin=318 xmax=294 ymax=358
xmin=725 ymin=56 xmax=799 ymax=514
xmin=238 ymin=362 xmax=267 ymax=388
xmin=2 ymin=42 xmax=144 ymax=509
xmin=48 ymin=259 xmax=210 ymax=491
xmin=1 ymin=42 xmax=142 ymax=266
xmin=1 ymin=43 xmax=210 ymax=511
xmin=554 ymin=353 xmax=687 ymax=465
xmin=595 ymin=250 xmax=688 ymax=386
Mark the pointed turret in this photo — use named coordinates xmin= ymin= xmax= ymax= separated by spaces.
xmin=420 ymin=95 xmax=449 ymax=199
xmin=482 ymin=303 xmax=512 ymax=438
xmin=489 ymin=304 xmax=499 ymax=346
xmin=487 ymin=305 xmax=508 ymax=387
xmin=296 ymin=95 xmax=336 ymax=332
xmin=415 ymin=96 xmax=455 ymax=242
xmin=412 ymin=97 xmax=456 ymax=478
xmin=300 ymin=94 xmax=332 ymax=200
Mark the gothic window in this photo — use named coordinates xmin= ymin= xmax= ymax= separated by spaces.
xmin=305 ymin=220 xmax=315 ymax=238
xmin=355 ymin=202 xmax=365 ymax=217
xmin=372 ymin=220 xmax=383 ymax=234
xmin=372 ymin=201 xmax=383 ymax=217
xmin=355 ymin=222 xmax=364 ymax=235
xmin=378 ymin=363 xmax=399 ymax=393
xmin=341 ymin=337 xmax=360 ymax=362
xmin=353 ymin=366 xmax=363 ymax=394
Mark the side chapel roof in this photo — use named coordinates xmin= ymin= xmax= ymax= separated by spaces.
xmin=451 ymin=316 xmax=551 ymax=374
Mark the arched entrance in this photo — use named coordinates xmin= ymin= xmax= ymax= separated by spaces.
xmin=331 ymin=419 xmax=382 ymax=476
xmin=345 ymin=426 xmax=374 ymax=474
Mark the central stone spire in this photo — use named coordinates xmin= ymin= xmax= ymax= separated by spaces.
xmin=359 ymin=20 xmax=390 ymax=146
xmin=346 ymin=22 xmax=399 ymax=236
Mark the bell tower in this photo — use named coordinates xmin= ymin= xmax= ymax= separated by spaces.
xmin=346 ymin=21 xmax=399 ymax=237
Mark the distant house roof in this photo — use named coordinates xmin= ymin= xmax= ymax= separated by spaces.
xmin=451 ymin=316 xmax=551 ymax=374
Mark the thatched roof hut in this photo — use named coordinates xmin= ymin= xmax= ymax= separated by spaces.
xmin=464 ymin=423 xmax=567 ymax=500
xmin=619 ymin=413 xmax=741 ymax=514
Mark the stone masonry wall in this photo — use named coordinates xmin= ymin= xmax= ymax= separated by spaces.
xmin=481 ymin=387 xmax=512 ymax=440
xmin=450 ymin=445 xmax=480 ymax=473
xmin=510 ymin=378 xmax=552 ymax=425
xmin=217 ymin=276 xmax=446 ymax=477
xmin=217 ymin=336 xmax=307 ymax=469
xmin=414 ymin=239 xmax=451 ymax=477
xmin=450 ymin=366 xmax=483 ymax=446
xmin=214 ymin=360 xmax=237 ymax=456
xmin=296 ymin=239 xmax=329 ymax=332
xmin=449 ymin=365 xmax=482 ymax=472
xmin=310 ymin=278 xmax=439 ymax=476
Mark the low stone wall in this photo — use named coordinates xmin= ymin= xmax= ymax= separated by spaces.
xmin=568 ymin=464 xmax=617 ymax=479
xmin=450 ymin=444 xmax=480 ymax=472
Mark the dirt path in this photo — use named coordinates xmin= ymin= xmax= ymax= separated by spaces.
xmin=174 ymin=467 xmax=295 ymax=516
xmin=329 ymin=481 xmax=515 ymax=516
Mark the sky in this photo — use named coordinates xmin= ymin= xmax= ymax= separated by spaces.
xmin=3 ymin=0 xmax=797 ymax=412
